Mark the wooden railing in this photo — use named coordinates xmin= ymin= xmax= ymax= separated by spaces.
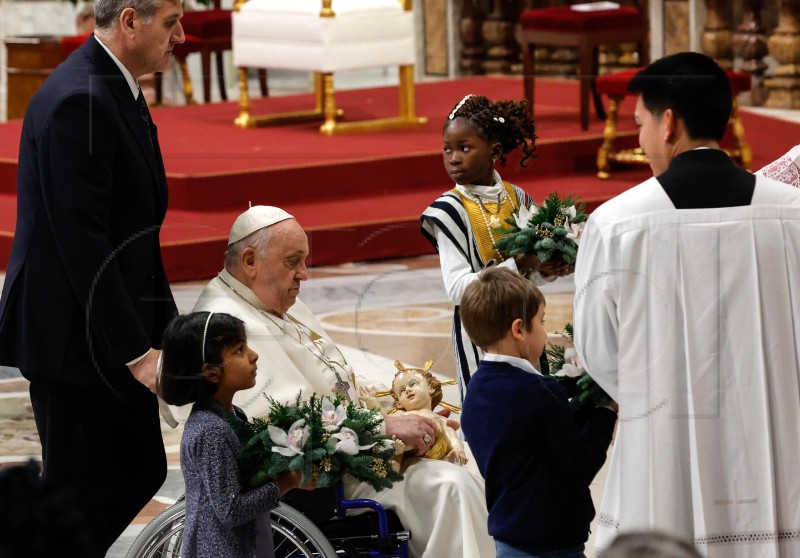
xmin=456 ymin=0 xmax=800 ymax=108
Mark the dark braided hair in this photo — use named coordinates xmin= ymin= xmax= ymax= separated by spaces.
xmin=445 ymin=94 xmax=537 ymax=167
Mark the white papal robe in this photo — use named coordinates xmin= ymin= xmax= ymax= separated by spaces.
xmin=193 ymin=270 xmax=495 ymax=558
xmin=573 ymin=171 xmax=800 ymax=557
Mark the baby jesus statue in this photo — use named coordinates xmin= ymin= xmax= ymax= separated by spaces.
xmin=360 ymin=361 xmax=467 ymax=467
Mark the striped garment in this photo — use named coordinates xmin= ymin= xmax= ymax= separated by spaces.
xmin=420 ymin=181 xmax=531 ymax=401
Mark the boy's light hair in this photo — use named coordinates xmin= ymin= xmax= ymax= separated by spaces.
xmin=460 ymin=267 xmax=545 ymax=349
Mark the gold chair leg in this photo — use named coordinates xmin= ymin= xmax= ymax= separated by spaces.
xmin=319 ymin=64 xmax=427 ymax=135
xmin=236 ymin=71 xmax=335 ymax=129
xmin=313 ymin=72 xmax=325 ymax=113
xmin=597 ymin=97 xmax=620 ymax=179
xmin=234 ymin=67 xmax=253 ymax=128
xmin=399 ymin=64 xmax=416 ymax=119
xmin=319 ymin=73 xmax=339 ymax=135
xmin=729 ymin=98 xmax=752 ymax=170
xmin=235 ymin=65 xmax=426 ymax=134
xmin=179 ymin=60 xmax=196 ymax=105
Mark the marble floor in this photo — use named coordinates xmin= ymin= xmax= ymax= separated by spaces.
xmin=0 ymin=255 xmax=587 ymax=557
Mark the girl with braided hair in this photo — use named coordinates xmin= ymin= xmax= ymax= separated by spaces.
xmin=420 ymin=94 xmax=568 ymax=402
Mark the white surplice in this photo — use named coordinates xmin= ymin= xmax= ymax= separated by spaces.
xmin=193 ymin=270 xmax=495 ymax=558
xmin=573 ymin=176 xmax=800 ymax=557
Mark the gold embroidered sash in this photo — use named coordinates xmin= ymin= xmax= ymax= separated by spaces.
xmin=453 ymin=181 xmax=519 ymax=264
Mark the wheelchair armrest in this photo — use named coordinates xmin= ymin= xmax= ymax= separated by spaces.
xmin=335 ymin=481 xmax=390 ymax=537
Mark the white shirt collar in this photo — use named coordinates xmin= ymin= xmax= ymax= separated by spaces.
xmin=455 ymin=170 xmax=504 ymax=201
xmin=482 ymin=352 xmax=542 ymax=375
xmin=93 ymin=34 xmax=140 ymax=99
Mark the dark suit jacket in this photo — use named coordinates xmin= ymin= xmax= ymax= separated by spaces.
xmin=0 ymin=36 xmax=177 ymax=387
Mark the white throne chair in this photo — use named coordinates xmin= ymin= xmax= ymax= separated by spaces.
xmin=232 ymin=0 xmax=428 ymax=135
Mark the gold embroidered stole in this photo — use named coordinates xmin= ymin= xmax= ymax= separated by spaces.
xmin=453 ymin=181 xmax=519 ymax=264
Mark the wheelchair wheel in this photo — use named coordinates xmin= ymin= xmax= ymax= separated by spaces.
xmin=271 ymin=503 xmax=337 ymax=558
xmin=125 ymin=498 xmax=186 ymax=558
xmin=125 ymin=497 xmax=338 ymax=558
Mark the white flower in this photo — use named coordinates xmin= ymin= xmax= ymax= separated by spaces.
xmin=564 ymin=205 xmax=577 ymax=219
xmin=321 ymin=398 xmax=347 ymax=431
xmin=566 ymin=223 xmax=583 ymax=245
xmin=268 ymin=419 xmax=310 ymax=457
xmin=328 ymin=427 xmax=376 ymax=456
xmin=514 ymin=203 xmax=539 ymax=230
xmin=558 ymin=348 xmax=585 ymax=378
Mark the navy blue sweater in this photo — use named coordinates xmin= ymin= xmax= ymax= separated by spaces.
xmin=461 ymin=360 xmax=616 ymax=552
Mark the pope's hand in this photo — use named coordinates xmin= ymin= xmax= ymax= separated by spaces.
xmin=385 ymin=413 xmax=436 ymax=456
xmin=128 ymin=348 xmax=160 ymax=394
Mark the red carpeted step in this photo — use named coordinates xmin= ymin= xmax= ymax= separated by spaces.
xmin=1 ymin=76 xmax=798 ymax=281
xmin=159 ymin=166 xmax=650 ymax=281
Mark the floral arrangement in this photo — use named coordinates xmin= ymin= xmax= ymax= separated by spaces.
xmin=545 ymin=323 xmax=611 ymax=411
xmin=494 ymin=192 xmax=588 ymax=268
xmin=230 ymin=393 xmax=403 ymax=492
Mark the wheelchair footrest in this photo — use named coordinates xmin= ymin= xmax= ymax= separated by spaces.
xmin=320 ymin=510 xmax=410 ymax=557
xmin=324 ymin=532 xmax=411 ymax=558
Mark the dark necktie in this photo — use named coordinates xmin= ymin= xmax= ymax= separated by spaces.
xmin=136 ymin=89 xmax=154 ymax=150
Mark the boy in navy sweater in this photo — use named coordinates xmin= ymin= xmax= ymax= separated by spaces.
xmin=460 ymin=268 xmax=617 ymax=558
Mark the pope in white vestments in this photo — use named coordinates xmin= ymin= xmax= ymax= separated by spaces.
xmin=574 ymin=53 xmax=800 ymax=558
xmin=193 ymin=206 xmax=495 ymax=558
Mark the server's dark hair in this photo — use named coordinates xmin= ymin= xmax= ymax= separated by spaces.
xmin=628 ymin=51 xmax=732 ymax=141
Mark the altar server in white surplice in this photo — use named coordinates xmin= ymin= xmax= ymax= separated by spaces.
xmin=192 ymin=206 xmax=495 ymax=558
xmin=573 ymin=52 xmax=800 ymax=558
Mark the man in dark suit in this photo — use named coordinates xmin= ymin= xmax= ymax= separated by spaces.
xmin=0 ymin=1 xmax=184 ymax=555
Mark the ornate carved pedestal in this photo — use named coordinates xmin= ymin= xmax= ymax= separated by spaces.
xmin=482 ymin=0 xmax=520 ymax=74
xmin=702 ymin=0 xmax=734 ymax=68
xmin=733 ymin=0 xmax=769 ymax=106
xmin=765 ymin=0 xmax=800 ymax=108
xmin=459 ymin=0 xmax=486 ymax=75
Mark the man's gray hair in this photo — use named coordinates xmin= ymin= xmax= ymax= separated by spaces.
xmin=94 ymin=0 xmax=161 ymax=30
xmin=224 ymin=226 xmax=274 ymax=271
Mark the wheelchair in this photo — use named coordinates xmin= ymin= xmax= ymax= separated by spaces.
xmin=125 ymin=482 xmax=410 ymax=558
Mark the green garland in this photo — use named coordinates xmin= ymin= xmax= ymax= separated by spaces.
xmin=494 ymin=192 xmax=588 ymax=266
xmin=230 ymin=393 xmax=403 ymax=492
xmin=545 ymin=323 xmax=611 ymax=411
